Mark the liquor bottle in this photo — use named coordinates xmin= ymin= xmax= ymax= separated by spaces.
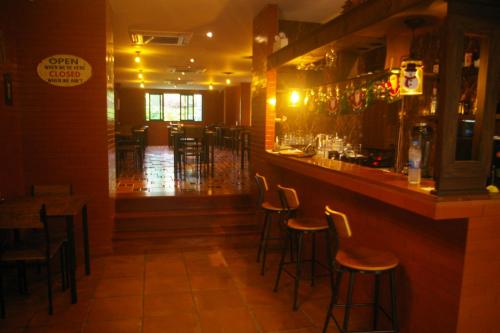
xmin=430 ymin=81 xmax=438 ymax=115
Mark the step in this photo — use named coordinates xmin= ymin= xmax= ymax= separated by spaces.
xmin=114 ymin=210 xmax=257 ymax=232
xmin=113 ymin=224 xmax=259 ymax=241
xmin=115 ymin=193 xmax=254 ymax=213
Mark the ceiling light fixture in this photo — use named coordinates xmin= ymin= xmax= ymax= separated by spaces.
xmin=226 ymin=78 xmax=231 ymax=85
xmin=140 ymin=82 xmax=145 ymax=88
xmin=206 ymin=31 xmax=214 ymax=38
xmin=190 ymin=58 xmax=195 ymax=63
xmin=138 ymin=71 xmax=144 ymax=79
xmin=134 ymin=51 xmax=141 ymax=63
xmin=209 ymin=84 xmax=213 ymax=90
xmin=177 ymin=77 xmax=181 ymax=81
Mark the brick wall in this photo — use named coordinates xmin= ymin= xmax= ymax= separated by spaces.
xmin=10 ymin=0 xmax=113 ymax=254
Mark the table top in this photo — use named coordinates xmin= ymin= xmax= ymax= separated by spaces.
xmin=0 ymin=195 xmax=87 ymax=217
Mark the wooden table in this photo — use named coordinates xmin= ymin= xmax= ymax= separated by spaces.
xmin=0 ymin=195 xmax=90 ymax=304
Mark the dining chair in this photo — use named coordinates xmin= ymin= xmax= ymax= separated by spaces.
xmin=0 ymin=201 xmax=69 ymax=316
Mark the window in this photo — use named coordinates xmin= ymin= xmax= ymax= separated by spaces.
xmin=145 ymin=93 xmax=203 ymax=121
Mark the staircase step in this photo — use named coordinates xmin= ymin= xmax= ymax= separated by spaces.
xmin=116 ymin=194 xmax=254 ymax=212
xmin=113 ymin=224 xmax=259 ymax=240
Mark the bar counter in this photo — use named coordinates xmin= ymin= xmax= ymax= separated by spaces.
xmin=263 ymin=151 xmax=500 ymax=333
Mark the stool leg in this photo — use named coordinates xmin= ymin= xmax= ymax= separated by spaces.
xmin=260 ymin=213 xmax=273 ymax=275
xmin=274 ymin=229 xmax=290 ymax=292
xmin=390 ymin=270 xmax=399 ymax=332
xmin=324 ymin=230 xmax=335 ymax=295
xmin=0 ymin=268 xmax=4 ymax=318
xmin=323 ymin=270 xmax=343 ymax=333
xmin=343 ymin=271 xmax=355 ymax=332
xmin=311 ymin=232 xmax=316 ymax=287
xmin=373 ymin=273 xmax=380 ymax=330
xmin=256 ymin=211 xmax=269 ymax=262
xmin=293 ymin=232 xmax=304 ymax=310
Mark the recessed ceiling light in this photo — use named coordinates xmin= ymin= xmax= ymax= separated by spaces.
xmin=134 ymin=51 xmax=141 ymax=63
xmin=209 ymin=84 xmax=213 ymax=90
xmin=181 ymin=72 xmax=185 ymax=76
xmin=177 ymin=77 xmax=181 ymax=80
xmin=140 ymin=82 xmax=144 ymax=88
xmin=206 ymin=31 xmax=213 ymax=38
xmin=226 ymin=78 xmax=231 ymax=85
xmin=138 ymin=72 xmax=144 ymax=79
xmin=190 ymin=58 xmax=195 ymax=63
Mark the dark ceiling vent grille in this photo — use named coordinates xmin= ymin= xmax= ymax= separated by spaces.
xmin=166 ymin=67 xmax=206 ymax=74
xmin=130 ymin=30 xmax=193 ymax=46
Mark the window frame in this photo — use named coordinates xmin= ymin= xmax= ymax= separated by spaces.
xmin=145 ymin=92 xmax=203 ymax=122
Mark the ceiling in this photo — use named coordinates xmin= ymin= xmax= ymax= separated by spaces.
xmin=109 ymin=0 xmax=344 ymax=90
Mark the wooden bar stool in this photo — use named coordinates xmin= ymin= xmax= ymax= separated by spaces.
xmin=273 ymin=185 xmax=334 ymax=310
xmin=323 ymin=206 xmax=399 ymax=333
xmin=255 ymin=174 xmax=296 ymax=275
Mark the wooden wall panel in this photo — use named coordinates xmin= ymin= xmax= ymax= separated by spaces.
xmin=12 ymin=0 xmax=112 ymax=254
xmin=240 ymin=82 xmax=251 ymax=126
xmin=0 ymin=1 xmax=25 ymax=198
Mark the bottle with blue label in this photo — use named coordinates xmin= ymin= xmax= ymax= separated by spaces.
xmin=408 ymin=139 xmax=422 ymax=184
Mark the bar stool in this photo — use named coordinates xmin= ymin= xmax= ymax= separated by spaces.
xmin=255 ymin=174 xmax=296 ymax=275
xmin=240 ymin=130 xmax=251 ymax=169
xmin=323 ymin=206 xmax=399 ymax=333
xmin=273 ymin=185 xmax=334 ymax=310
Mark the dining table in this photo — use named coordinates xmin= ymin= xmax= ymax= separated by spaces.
xmin=0 ymin=195 xmax=90 ymax=304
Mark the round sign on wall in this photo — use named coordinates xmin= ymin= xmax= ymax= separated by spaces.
xmin=37 ymin=54 xmax=92 ymax=87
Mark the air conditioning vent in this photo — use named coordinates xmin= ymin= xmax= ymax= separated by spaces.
xmin=166 ymin=67 xmax=206 ymax=74
xmin=129 ymin=30 xmax=193 ymax=46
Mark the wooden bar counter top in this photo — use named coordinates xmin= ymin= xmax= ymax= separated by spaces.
xmin=263 ymin=151 xmax=500 ymax=333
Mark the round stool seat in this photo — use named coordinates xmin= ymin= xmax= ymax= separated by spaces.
xmin=337 ymin=247 xmax=399 ymax=272
xmin=287 ymin=217 xmax=328 ymax=231
xmin=261 ymin=201 xmax=284 ymax=212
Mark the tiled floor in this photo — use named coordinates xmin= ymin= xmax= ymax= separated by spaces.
xmin=116 ymin=146 xmax=251 ymax=196
xmin=0 ymin=247 xmax=347 ymax=333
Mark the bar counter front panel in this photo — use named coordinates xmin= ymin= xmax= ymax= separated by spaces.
xmin=262 ymin=151 xmax=500 ymax=333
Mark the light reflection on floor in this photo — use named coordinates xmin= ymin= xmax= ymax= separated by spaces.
xmin=116 ymin=146 xmax=251 ymax=196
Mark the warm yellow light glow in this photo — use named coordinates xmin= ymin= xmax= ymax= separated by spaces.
xmin=209 ymin=84 xmax=214 ymax=90
xmin=140 ymin=82 xmax=144 ymax=88
xmin=400 ymin=59 xmax=423 ymax=96
xmin=206 ymin=31 xmax=214 ymax=38
xmin=226 ymin=78 xmax=231 ymax=84
xmin=190 ymin=58 xmax=195 ymax=63
xmin=134 ymin=56 xmax=141 ymax=63
xmin=267 ymin=97 xmax=276 ymax=106
xmin=138 ymin=72 xmax=144 ymax=79
xmin=289 ymin=91 xmax=301 ymax=106
xmin=177 ymin=77 xmax=181 ymax=81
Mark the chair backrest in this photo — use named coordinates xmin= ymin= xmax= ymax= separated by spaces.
xmin=183 ymin=125 xmax=205 ymax=140
xmin=325 ymin=205 xmax=352 ymax=239
xmin=277 ymin=185 xmax=300 ymax=211
xmin=254 ymin=173 xmax=269 ymax=206
xmin=0 ymin=201 xmax=45 ymax=230
xmin=32 ymin=185 xmax=72 ymax=196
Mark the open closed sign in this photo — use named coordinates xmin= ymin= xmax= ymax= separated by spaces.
xmin=37 ymin=54 xmax=92 ymax=87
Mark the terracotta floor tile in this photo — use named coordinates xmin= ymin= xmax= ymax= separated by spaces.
xmin=299 ymin=297 xmax=331 ymax=327
xmin=29 ymin=300 xmax=91 ymax=326
xmin=143 ymin=313 xmax=200 ymax=333
xmin=198 ymin=308 xmax=259 ymax=333
xmin=144 ymin=275 xmax=191 ymax=294
xmin=251 ymin=305 xmax=314 ymax=332
xmin=102 ymin=262 xmax=145 ymax=279
xmin=144 ymin=293 xmax=195 ymax=317
xmin=94 ymin=277 xmax=144 ymax=298
xmin=237 ymin=285 xmax=294 ymax=308
xmin=87 ymin=296 xmax=143 ymax=322
xmin=189 ymin=271 xmax=236 ymax=290
xmin=82 ymin=319 xmax=142 ymax=333
xmin=24 ymin=322 xmax=82 ymax=333
xmin=193 ymin=289 xmax=245 ymax=312
xmin=145 ymin=258 xmax=187 ymax=277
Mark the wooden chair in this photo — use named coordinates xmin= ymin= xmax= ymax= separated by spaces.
xmin=322 ymin=206 xmax=399 ymax=333
xmin=255 ymin=174 xmax=297 ymax=275
xmin=273 ymin=185 xmax=331 ymax=310
xmin=182 ymin=125 xmax=207 ymax=176
xmin=0 ymin=202 xmax=69 ymax=316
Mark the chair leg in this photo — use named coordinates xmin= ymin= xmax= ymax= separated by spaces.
xmin=46 ymin=258 xmax=53 ymax=315
xmin=324 ymin=231 xmax=335 ymax=294
xmin=0 ymin=267 xmax=5 ymax=318
xmin=274 ymin=229 xmax=290 ymax=292
xmin=342 ymin=271 xmax=355 ymax=332
xmin=260 ymin=213 xmax=274 ymax=275
xmin=256 ymin=211 xmax=269 ymax=262
xmin=293 ymin=232 xmax=304 ymax=311
xmin=311 ymin=232 xmax=316 ymax=287
xmin=323 ymin=270 xmax=343 ymax=333
xmin=60 ymin=247 xmax=67 ymax=291
xmin=390 ymin=270 xmax=399 ymax=332
xmin=373 ymin=273 xmax=381 ymax=330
